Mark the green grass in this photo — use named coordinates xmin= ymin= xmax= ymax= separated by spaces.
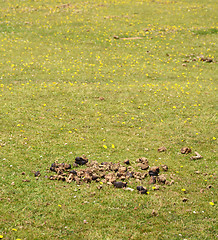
xmin=193 ymin=28 xmax=218 ymax=35
xmin=0 ymin=0 xmax=217 ymax=239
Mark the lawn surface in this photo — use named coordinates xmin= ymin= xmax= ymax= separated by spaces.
xmin=0 ymin=0 xmax=217 ymax=239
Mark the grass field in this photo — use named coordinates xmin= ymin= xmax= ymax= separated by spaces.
xmin=0 ymin=0 xmax=217 ymax=239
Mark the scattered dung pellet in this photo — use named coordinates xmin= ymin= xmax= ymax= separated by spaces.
xmin=22 ymin=179 xmax=30 ymax=182
xmin=158 ymin=146 xmax=167 ymax=152
xmin=165 ymin=180 xmax=171 ymax=185
xmin=149 ymin=176 xmax=156 ymax=184
xmin=124 ymin=159 xmax=130 ymax=165
xmin=49 ymin=175 xmax=57 ymax=180
xmin=34 ymin=171 xmax=41 ymax=177
xmin=64 ymin=164 xmax=71 ymax=169
xmin=161 ymin=165 xmax=168 ymax=171
xmin=136 ymin=186 xmax=146 ymax=191
xmin=181 ymin=147 xmax=192 ymax=154
xmin=113 ymin=182 xmax=127 ymax=188
xmin=151 ymin=209 xmax=158 ymax=216
xmin=126 ymin=171 xmax=134 ymax=178
xmin=138 ymin=163 xmax=149 ymax=170
xmin=136 ymin=157 xmax=149 ymax=164
xmin=190 ymin=152 xmax=203 ymax=160
xmin=118 ymin=166 xmax=127 ymax=173
xmin=69 ymin=170 xmax=77 ymax=175
xmin=139 ymin=189 xmax=148 ymax=194
xmin=149 ymin=166 xmax=159 ymax=176
xmin=153 ymin=185 xmax=160 ymax=190
xmin=170 ymin=180 xmax=174 ymax=185
xmin=157 ymin=175 xmax=166 ymax=184
xmin=75 ymin=156 xmax=88 ymax=165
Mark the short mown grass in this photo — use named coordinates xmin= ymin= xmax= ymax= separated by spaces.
xmin=0 ymin=0 xmax=217 ymax=239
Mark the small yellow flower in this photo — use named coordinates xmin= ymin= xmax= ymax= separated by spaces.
xmin=58 ymin=204 xmax=62 ymax=207
xmin=181 ymin=189 xmax=186 ymax=192
xmin=213 ymin=137 xmax=216 ymax=140
xmin=0 ymin=235 xmax=3 ymax=239
xmin=103 ymin=145 xmax=107 ymax=149
xmin=12 ymin=229 xmax=17 ymax=231
xmin=111 ymin=144 xmax=115 ymax=149
xmin=100 ymin=182 xmax=103 ymax=185
xmin=209 ymin=202 xmax=214 ymax=206
xmin=173 ymin=106 xmax=176 ymax=109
